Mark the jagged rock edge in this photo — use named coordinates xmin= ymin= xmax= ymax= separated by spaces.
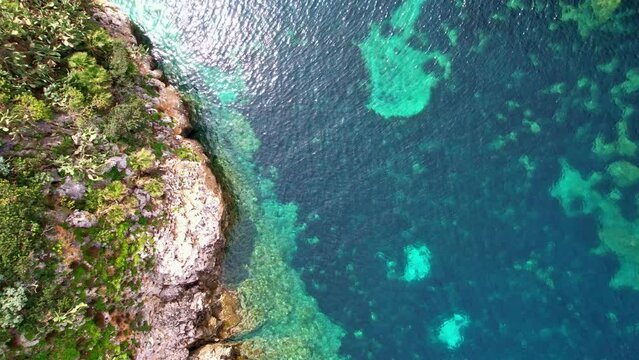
xmin=91 ymin=2 xmax=243 ymax=359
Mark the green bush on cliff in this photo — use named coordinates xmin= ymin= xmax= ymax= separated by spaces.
xmin=109 ymin=40 xmax=136 ymax=85
xmin=0 ymin=72 xmax=11 ymax=107
xmin=9 ymin=155 xmax=47 ymax=185
xmin=129 ymin=148 xmax=156 ymax=172
xmin=11 ymin=94 xmax=52 ymax=122
xmin=0 ymin=157 xmax=9 ymax=177
xmin=60 ymin=86 xmax=87 ymax=112
xmin=102 ymin=97 xmax=149 ymax=141
xmin=0 ymin=0 xmax=171 ymax=356
xmin=1 ymin=93 xmax=51 ymax=138
xmin=86 ymin=28 xmax=113 ymax=58
xmin=102 ymin=180 xmax=127 ymax=202
xmin=65 ymin=52 xmax=113 ymax=111
xmin=143 ymin=178 xmax=164 ymax=198
xmin=175 ymin=146 xmax=198 ymax=161
xmin=102 ymin=204 xmax=128 ymax=226
xmin=85 ymin=180 xmax=127 ymax=213
xmin=0 ymin=285 xmax=27 ymax=329
xmin=0 ymin=179 xmax=45 ymax=282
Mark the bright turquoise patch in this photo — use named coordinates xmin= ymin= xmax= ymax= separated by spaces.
xmin=381 ymin=243 xmax=432 ymax=282
xmin=401 ymin=244 xmax=432 ymax=281
xmin=359 ymin=0 xmax=451 ymax=119
xmin=437 ymin=313 xmax=470 ymax=350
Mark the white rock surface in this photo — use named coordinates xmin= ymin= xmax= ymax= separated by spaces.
xmin=93 ymin=3 xmax=237 ymax=359
xmin=57 ymin=177 xmax=87 ymax=200
xmin=66 ymin=210 xmax=97 ymax=228
xmin=134 ymin=152 xmax=227 ymax=360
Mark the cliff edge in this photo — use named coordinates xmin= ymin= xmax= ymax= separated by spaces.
xmin=93 ymin=2 xmax=239 ymax=359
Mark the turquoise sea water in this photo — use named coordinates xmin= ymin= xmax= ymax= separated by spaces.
xmin=113 ymin=0 xmax=639 ymax=358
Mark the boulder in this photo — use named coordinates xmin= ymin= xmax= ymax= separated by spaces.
xmin=57 ymin=177 xmax=87 ymax=200
xmin=66 ymin=210 xmax=98 ymax=228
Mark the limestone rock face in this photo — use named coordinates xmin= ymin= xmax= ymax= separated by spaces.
xmin=57 ymin=177 xmax=86 ymax=200
xmin=189 ymin=343 xmax=237 ymax=360
xmin=154 ymin=157 xmax=223 ymax=285
xmin=66 ymin=210 xmax=97 ymax=228
xmin=134 ymin=153 xmax=226 ymax=360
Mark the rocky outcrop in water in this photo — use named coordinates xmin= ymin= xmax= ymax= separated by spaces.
xmin=92 ymin=2 xmax=240 ymax=359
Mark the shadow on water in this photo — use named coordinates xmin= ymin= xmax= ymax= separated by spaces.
xmin=185 ymin=99 xmax=257 ymax=285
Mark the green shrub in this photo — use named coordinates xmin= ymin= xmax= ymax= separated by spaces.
xmin=86 ymin=28 xmax=113 ymax=56
xmin=12 ymin=94 xmax=52 ymax=122
xmin=52 ymin=135 xmax=75 ymax=157
xmin=175 ymin=146 xmax=198 ymax=162
xmin=102 ymin=181 xmax=127 ymax=202
xmin=0 ymin=285 xmax=27 ymax=329
xmin=0 ymin=179 xmax=44 ymax=281
xmin=85 ymin=181 xmax=127 ymax=213
xmin=109 ymin=40 xmax=136 ymax=85
xmin=84 ymin=187 xmax=104 ymax=213
xmin=0 ymin=157 xmax=9 ymax=177
xmin=10 ymin=155 xmax=47 ymax=185
xmin=0 ymin=108 xmax=20 ymax=136
xmin=102 ymin=204 xmax=127 ymax=227
xmin=0 ymin=72 xmax=11 ymax=107
xmin=143 ymin=178 xmax=164 ymax=198
xmin=44 ymin=82 xmax=90 ymax=114
xmin=65 ymin=52 xmax=112 ymax=110
xmin=102 ymin=98 xmax=148 ymax=141
xmin=129 ymin=148 xmax=155 ymax=173
xmin=54 ymin=127 xmax=110 ymax=181
xmin=62 ymin=86 xmax=86 ymax=111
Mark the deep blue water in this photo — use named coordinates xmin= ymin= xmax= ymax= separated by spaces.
xmin=116 ymin=0 xmax=639 ymax=358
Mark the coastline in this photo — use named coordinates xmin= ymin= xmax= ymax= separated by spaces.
xmin=2 ymin=0 xmax=341 ymax=358
xmin=92 ymin=2 xmax=242 ymax=358
xmin=105 ymin=1 xmax=347 ymax=358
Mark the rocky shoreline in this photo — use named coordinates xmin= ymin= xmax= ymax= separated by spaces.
xmin=93 ymin=2 xmax=241 ymax=358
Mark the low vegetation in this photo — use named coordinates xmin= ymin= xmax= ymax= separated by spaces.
xmin=0 ymin=0 xmax=187 ymax=357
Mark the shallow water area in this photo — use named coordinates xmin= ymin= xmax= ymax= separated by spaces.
xmin=112 ymin=0 xmax=639 ymax=358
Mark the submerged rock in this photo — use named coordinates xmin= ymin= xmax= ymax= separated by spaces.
xmin=607 ymin=160 xmax=639 ymax=188
xmin=190 ymin=343 xmax=237 ymax=360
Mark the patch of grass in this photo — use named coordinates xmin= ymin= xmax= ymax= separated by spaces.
xmin=0 ymin=179 xmax=45 ymax=282
xmin=175 ymin=146 xmax=198 ymax=162
xmin=129 ymin=148 xmax=155 ymax=173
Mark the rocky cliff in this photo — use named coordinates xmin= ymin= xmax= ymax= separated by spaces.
xmin=93 ymin=3 xmax=240 ymax=359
